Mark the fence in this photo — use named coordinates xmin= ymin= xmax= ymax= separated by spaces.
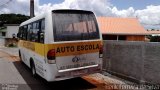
xmin=103 ymin=40 xmax=160 ymax=84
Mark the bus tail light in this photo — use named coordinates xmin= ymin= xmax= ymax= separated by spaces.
xmin=99 ymin=44 xmax=103 ymax=58
xmin=47 ymin=49 xmax=56 ymax=64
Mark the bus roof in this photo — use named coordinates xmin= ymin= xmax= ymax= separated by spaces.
xmin=20 ymin=13 xmax=46 ymax=26
xmin=20 ymin=9 xmax=95 ymax=27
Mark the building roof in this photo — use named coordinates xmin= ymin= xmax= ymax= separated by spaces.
xmin=97 ymin=17 xmax=149 ymax=35
xmin=4 ymin=24 xmax=19 ymax=26
xmin=147 ymin=30 xmax=160 ymax=34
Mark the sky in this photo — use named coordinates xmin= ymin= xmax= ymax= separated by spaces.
xmin=0 ymin=0 xmax=160 ymax=29
xmin=40 ymin=0 xmax=160 ymax=10
xmin=111 ymin=0 xmax=160 ymax=10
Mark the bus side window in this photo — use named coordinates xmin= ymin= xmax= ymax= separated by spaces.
xmin=27 ymin=24 xmax=32 ymax=41
xmin=22 ymin=26 xmax=27 ymax=40
xmin=39 ymin=19 xmax=45 ymax=43
xmin=21 ymin=26 xmax=24 ymax=40
xmin=20 ymin=26 xmax=24 ymax=40
xmin=32 ymin=22 xmax=39 ymax=42
xmin=35 ymin=21 xmax=40 ymax=42
xmin=18 ymin=27 xmax=22 ymax=39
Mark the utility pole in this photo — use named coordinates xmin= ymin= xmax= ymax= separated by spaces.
xmin=30 ymin=0 xmax=35 ymax=18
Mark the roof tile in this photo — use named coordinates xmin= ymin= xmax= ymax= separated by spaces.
xmin=97 ymin=17 xmax=148 ymax=35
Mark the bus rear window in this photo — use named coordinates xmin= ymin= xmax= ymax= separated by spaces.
xmin=53 ymin=11 xmax=100 ymax=42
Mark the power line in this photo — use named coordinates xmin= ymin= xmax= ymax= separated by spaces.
xmin=0 ymin=0 xmax=13 ymax=8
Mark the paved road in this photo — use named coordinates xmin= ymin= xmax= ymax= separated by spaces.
xmin=0 ymin=50 xmax=100 ymax=90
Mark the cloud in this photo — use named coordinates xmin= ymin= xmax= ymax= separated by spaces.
xmin=0 ymin=0 xmax=30 ymax=14
xmin=112 ymin=7 xmax=135 ymax=17
xmin=0 ymin=0 xmax=160 ymax=29
xmin=37 ymin=0 xmax=160 ymax=29
xmin=135 ymin=5 xmax=160 ymax=25
xmin=37 ymin=0 xmax=113 ymax=16
xmin=0 ymin=0 xmax=40 ymax=15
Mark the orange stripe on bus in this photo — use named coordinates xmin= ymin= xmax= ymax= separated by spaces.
xmin=19 ymin=40 xmax=102 ymax=57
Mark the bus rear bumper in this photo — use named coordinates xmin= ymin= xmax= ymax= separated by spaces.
xmin=45 ymin=64 xmax=102 ymax=82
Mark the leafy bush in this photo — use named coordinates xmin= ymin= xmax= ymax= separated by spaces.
xmin=150 ymin=36 xmax=160 ymax=42
xmin=8 ymin=43 xmax=17 ymax=47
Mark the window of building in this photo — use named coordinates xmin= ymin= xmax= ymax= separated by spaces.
xmin=2 ymin=32 xmax=6 ymax=36
xmin=119 ymin=35 xmax=126 ymax=40
xmin=102 ymin=35 xmax=117 ymax=40
xmin=102 ymin=35 xmax=126 ymax=41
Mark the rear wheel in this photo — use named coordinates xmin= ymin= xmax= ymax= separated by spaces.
xmin=19 ymin=50 xmax=22 ymax=60
xmin=31 ymin=61 xmax=36 ymax=77
xmin=19 ymin=50 xmax=24 ymax=64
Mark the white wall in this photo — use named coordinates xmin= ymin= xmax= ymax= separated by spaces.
xmin=152 ymin=34 xmax=160 ymax=36
xmin=6 ymin=26 xmax=19 ymax=38
xmin=0 ymin=38 xmax=4 ymax=46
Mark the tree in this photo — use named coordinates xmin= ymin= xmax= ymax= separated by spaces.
xmin=0 ymin=14 xmax=30 ymax=27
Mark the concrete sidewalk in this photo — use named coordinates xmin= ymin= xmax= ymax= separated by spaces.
xmin=0 ymin=50 xmax=31 ymax=90
xmin=0 ymin=46 xmax=18 ymax=56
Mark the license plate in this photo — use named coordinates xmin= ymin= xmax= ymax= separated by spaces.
xmin=71 ymin=69 xmax=88 ymax=76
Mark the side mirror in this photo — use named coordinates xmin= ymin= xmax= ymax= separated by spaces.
xmin=17 ymin=33 xmax=19 ymax=38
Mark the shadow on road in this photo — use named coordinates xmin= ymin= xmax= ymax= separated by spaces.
xmin=13 ymin=61 xmax=96 ymax=90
